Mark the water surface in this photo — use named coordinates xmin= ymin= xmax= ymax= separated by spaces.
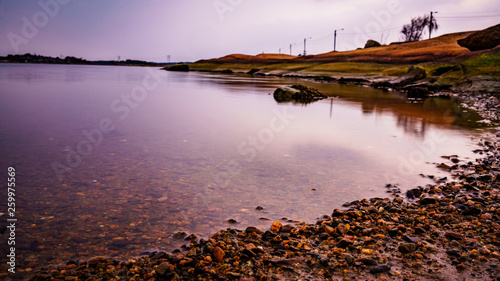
xmin=0 ymin=63 xmax=487 ymax=271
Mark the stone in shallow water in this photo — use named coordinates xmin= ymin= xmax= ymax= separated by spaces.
xmin=271 ymin=220 xmax=282 ymax=232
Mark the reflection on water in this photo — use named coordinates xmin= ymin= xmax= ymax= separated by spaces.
xmin=0 ymin=64 xmax=487 ymax=274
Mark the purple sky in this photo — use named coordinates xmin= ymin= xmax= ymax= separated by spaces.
xmin=0 ymin=0 xmax=499 ymax=62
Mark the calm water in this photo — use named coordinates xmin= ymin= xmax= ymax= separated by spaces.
xmin=0 ymin=63 xmax=488 ymax=272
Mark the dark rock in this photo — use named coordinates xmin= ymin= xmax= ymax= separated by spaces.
xmin=370 ymin=264 xmax=391 ymax=274
xmin=280 ymin=224 xmax=295 ymax=233
xmin=388 ymin=228 xmax=399 ymax=237
xmin=457 ymin=24 xmax=500 ymax=51
xmin=185 ymin=233 xmax=197 ymax=241
xmin=343 ymin=253 xmax=355 ymax=264
xmin=364 ymin=39 xmax=381 ymax=48
xmin=255 ymin=206 xmax=264 ymax=210
xmin=446 ymin=249 xmax=461 ymax=258
xmin=227 ymin=219 xmax=238 ymax=224
xmin=361 ymin=257 xmax=378 ymax=265
xmin=87 ymin=256 xmax=104 ymax=267
xmin=445 ymin=232 xmax=464 ymax=241
xmin=399 ymin=243 xmax=416 ymax=254
xmin=247 ymin=69 xmax=260 ymax=75
xmin=262 ymin=231 xmax=277 ymax=241
xmin=406 ymin=188 xmax=423 ymax=199
xmin=420 ymin=197 xmax=437 ymax=205
xmin=414 ymin=227 xmax=426 ymax=234
xmin=273 ymin=84 xmax=327 ymax=104
xmin=461 ymin=206 xmax=481 ymax=216
xmin=245 ymin=226 xmax=263 ymax=234
xmin=165 ymin=64 xmax=189 ymax=71
xmin=174 ymin=231 xmax=187 ymax=238
xmin=338 ymin=77 xmax=369 ymax=84
xmin=389 ymin=66 xmax=426 ymax=88
xmin=430 ymin=66 xmax=455 ymax=76
xmin=151 ymin=251 xmax=169 ymax=260
xmin=156 ymin=262 xmax=171 ymax=276
xmin=332 ymin=209 xmax=344 ymax=217
xmin=337 ymin=238 xmax=354 ymax=248
xmin=402 ymin=235 xmax=422 ymax=243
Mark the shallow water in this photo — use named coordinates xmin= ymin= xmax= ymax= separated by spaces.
xmin=0 ymin=63 xmax=488 ymax=270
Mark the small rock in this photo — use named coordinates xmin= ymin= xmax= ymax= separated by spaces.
xmin=402 ymin=235 xmax=422 ymax=243
xmin=245 ymin=226 xmax=262 ymax=234
xmin=213 ymin=246 xmax=225 ymax=263
xmin=271 ymin=220 xmax=282 ymax=232
xmin=156 ymin=262 xmax=170 ymax=276
xmin=445 ymin=232 xmax=464 ymax=241
xmin=361 ymin=248 xmax=374 ymax=255
xmin=87 ymin=256 xmax=104 ymax=267
xmin=280 ymin=224 xmax=295 ymax=233
xmin=399 ymin=243 xmax=416 ymax=254
xmin=361 ymin=257 xmax=377 ymax=265
xmin=337 ymin=238 xmax=354 ymax=249
xmin=420 ymin=197 xmax=437 ymax=205
xmin=262 ymin=231 xmax=277 ymax=241
xmin=324 ymin=226 xmax=334 ymax=234
xmin=370 ymin=264 xmax=391 ymax=274
xmin=343 ymin=253 xmax=355 ymax=264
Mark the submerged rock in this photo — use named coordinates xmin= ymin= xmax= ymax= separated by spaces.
xmin=273 ymin=84 xmax=327 ymax=103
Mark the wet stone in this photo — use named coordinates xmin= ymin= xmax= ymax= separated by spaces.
xmin=337 ymin=238 xmax=354 ymax=249
xmin=399 ymin=243 xmax=417 ymax=254
xmin=245 ymin=226 xmax=263 ymax=234
xmin=370 ymin=264 xmax=391 ymax=274
xmin=156 ymin=262 xmax=170 ymax=276
xmin=445 ymin=232 xmax=464 ymax=241
xmin=420 ymin=197 xmax=437 ymax=205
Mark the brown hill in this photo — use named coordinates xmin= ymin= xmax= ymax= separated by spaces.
xmin=458 ymin=23 xmax=500 ymax=51
xmin=199 ymin=30 xmax=494 ymax=65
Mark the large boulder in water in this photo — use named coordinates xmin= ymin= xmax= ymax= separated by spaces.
xmin=364 ymin=40 xmax=381 ymax=48
xmin=457 ymin=24 xmax=500 ymax=51
xmin=273 ymin=84 xmax=327 ymax=103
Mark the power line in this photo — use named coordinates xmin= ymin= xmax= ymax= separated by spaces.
xmin=437 ymin=15 xmax=500 ymax=19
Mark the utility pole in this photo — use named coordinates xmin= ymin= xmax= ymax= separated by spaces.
xmin=429 ymin=11 xmax=438 ymax=39
xmin=334 ymin=28 xmax=344 ymax=52
xmin=303 ymin=37 xmax=311 ymax=56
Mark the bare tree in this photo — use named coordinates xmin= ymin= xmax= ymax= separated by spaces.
xmin=401 ymin=14 xmax=438 ymax=42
